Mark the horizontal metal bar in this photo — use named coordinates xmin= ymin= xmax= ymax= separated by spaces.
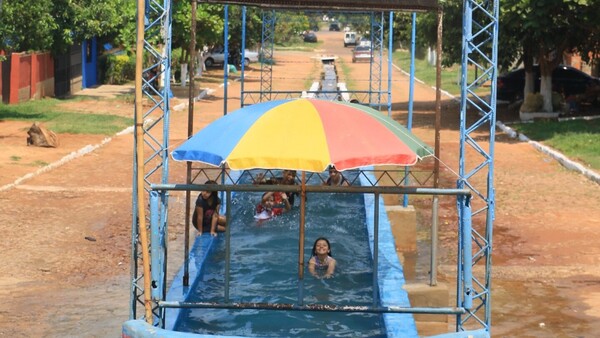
xmin=242 ymin=90 xmax=374 ymax=94
xmin=158 ymin=301 xmax=466 ymax=315
xmin=151 ymin=183 xmax=471 ymax=196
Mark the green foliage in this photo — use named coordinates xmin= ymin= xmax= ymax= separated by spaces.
xmin=404 ymin=0 xmax=600 ymax=74
xmin=274 ymin=12 xmax=310 ymax=45
xmin=0 ymin=98 xmax=132 ymax=135
xmin=0 ymin=0 xmax=135 ymax=55
xmin=511 ymin=119 xmax=600 ymax=170
xmin=0 ymin=0 xmax=57 ymax=52
xmin=104 ymin=54 xmax=136 ymax=85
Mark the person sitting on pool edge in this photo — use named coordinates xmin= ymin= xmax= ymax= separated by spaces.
xmin=324 ymin=165 xmax=349 ymax=186
xmin=308 ymin=237 xmax=337 ymax=279
xmin=254 ymin=169 xmax=299 ymax=206
xmin=255 ymin=191 xmax=291 ymax=220
xmin=192 ymin=180 xmax=226 ymax=236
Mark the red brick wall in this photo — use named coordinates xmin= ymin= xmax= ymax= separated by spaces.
xmin=0 ymin=51 xmax=4 ymax=102
xmin=7 ymin=52 xmax=54 ymax=104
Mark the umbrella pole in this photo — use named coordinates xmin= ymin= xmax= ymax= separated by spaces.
xmin=135 ymin=0 xmax=153 ymax=323
xmin=298 ymin=172 xmax=306 ymax=306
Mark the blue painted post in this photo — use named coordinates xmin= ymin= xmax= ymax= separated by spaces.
xmin=82 ymin=42 xmax=88 ymax=89
xmin=225 ymin=190 xmax=232 ymax=301
xmin=150 ymin=191 xmax=163 ymax=301
xmin=387 ymin=12 xmax=393 ymax=116
xmin=372 ymin=192 xmax=380 ymax=307
xmin=461 ymin=195 xmax=473 ymax=310
xmin=240 ymin=6 xmax=247 ymax=107
xmin=403 ymin=12 xmax=417 ymax=208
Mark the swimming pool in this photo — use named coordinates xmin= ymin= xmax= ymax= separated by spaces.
xmin=160 ymin=169 xmax=417 ymax=337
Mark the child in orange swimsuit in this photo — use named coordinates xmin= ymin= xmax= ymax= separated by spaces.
xmin=255 ymin=191 xmax=291 ymax=220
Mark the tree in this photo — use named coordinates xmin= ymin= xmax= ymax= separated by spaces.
xmin=0 ymin=0 xmax=135 ymax=55
xmin=0 ymin=0 xmax=57 ymax=52
xmin=409 ymin=0 xmax=600 ymax=112
xmin=516 ymin=0 xmax=599 ymax=112
xmin=171 ymin=3 xmax=265 ymax=67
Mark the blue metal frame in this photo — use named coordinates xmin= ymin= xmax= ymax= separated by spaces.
xmin=133 ymin=1 xmax=499 ymax=334
xmin=259 ymin=10 xmax=276 ymax=103
xmin=458 ymin=0 xmax=499 ymax=332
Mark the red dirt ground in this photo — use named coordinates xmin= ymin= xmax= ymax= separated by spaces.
xmin=1 ymin=31 xmax=599 ymax=337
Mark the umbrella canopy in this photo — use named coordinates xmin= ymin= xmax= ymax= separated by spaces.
xmin=172 ymin=98 xmax=433 ymax=172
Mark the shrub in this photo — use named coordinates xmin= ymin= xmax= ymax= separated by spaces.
xmin=104 ymin=53 xmax=135 ymax=84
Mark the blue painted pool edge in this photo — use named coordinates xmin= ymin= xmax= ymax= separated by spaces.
xmin=124 ymin=319 xmax=489 ymax=338
xmin=359 ymin=167 xmax=418 ymax=338
xmin=165 ymin=234 xmax=217 ymax=330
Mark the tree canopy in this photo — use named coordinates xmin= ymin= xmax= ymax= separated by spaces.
xmin=0 ymin=0 xmax=133 ymax=54
xmin=400 ymin=0 xmax=600 ymax=111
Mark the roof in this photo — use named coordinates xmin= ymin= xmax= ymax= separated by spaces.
xmin=196 ymin=0 xmax=438 ymax=11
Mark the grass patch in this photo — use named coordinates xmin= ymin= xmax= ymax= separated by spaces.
xmin=32 ymin=160 xmax=50 ymax=167
xmin=0 ymin=98 xmax=133 ymax=135
xmin=392 ymin=50 xmax=489 ymax=97
xmin=275 ymin=41 xmax=324 ymax=52
xmin=10 ymin=156 xmax=21 ymax=161
xmin=511 ymin=119 xmax=600 ymax=170
xmin=303 ymin=60 xmax=321 ymax=89
xmin=337 ymin=59 xmax=356 ymax=90
xmin=113 ymin=93 xmax=135 ymax=104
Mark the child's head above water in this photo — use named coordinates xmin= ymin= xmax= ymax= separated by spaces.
xmin=261 ymin=191 xmax=276 ymax=209
xmin=312 ymin=237 xmax=332 ymax=257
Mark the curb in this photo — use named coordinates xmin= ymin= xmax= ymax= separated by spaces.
xmin=496 ymin=121 xmax=600 ymax=184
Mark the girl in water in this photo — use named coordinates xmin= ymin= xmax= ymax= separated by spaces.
xmin=308 ymin=237 xmax=337 ymax=279
xmin=192 ymin=180 xmax=226 ymax=236
xmin=324 ymin=166 xmax=349 ymax=186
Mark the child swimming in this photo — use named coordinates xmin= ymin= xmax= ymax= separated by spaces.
xmin=255 ymin=191 xmax=291 ymax=220
xmin=308 ymin=237 xmax=337 ymax=279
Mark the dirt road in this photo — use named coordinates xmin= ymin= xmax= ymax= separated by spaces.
xmin=1 ymin=30 xmax=599 ymax=337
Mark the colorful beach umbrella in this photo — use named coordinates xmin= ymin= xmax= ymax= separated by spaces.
xmin=171 ymin=98 xmax=433 ymax=171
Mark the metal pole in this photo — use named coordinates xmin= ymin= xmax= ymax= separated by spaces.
xmin=372 ymin=192 xmax=380 ymax=307
xmin=240 ymin=6 xmax=247 ymax=107
xmin=403 ymin=12 xmax=417 ymax=208
xmin=430 ymin=7 xmax=443 ymax=287
xmin=159 ymin=301 xmax=466 ymax=315
xmin=183 ymin=0 xmax=198 ymax=288
xmin=387 ymin=12 xmax=394 ymax=116
xmin=298 ymin=172 xmax=306 ymax=305
xmin=225 ymin=191 xmax=232 ymax=301
xmin=460 ymin=196 xmax=473 ymax=309
xmin=151 ymin=183 xmax=472 ymax=197
xmin=134 ymin=0 xmax=153 ymax=323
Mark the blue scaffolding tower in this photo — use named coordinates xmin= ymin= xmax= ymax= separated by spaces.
xmin=131 ymin=0 xmax=499 ymax=334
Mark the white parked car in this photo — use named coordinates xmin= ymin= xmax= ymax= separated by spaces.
xmin=203 ymin=46 xmax=259 ymax=68
xmin=344 ymin=32 xmax=357 ymax=47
